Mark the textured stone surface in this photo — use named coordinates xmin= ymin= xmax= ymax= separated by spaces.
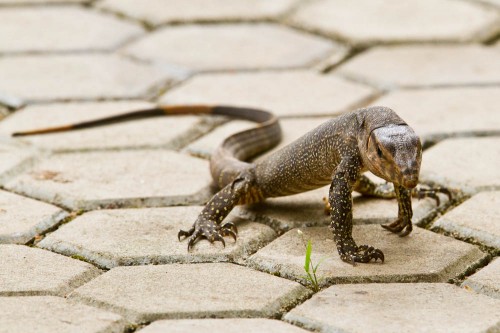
xmin=4 ymin=150 xmax=212 ymax=210
xmin=0 ymin=7 xmax=143 ymax=53
xmin=462 ymin=258 xmax=500 ymax=299
xmin=123 ymin=24 xmax=335 ymax=71
xmin=99 ymin=0 xmax=298 ymax=25
xmin=0 ymin=245 xmax=100 ymax=296
xmin=239 ymin=184 xmax=448 ymax=232
xmin=285 ymin=283 xmax=500 ymax=333
xmin=290 ymin=0 xmax=499 ymax=45
xmin=248 ymin=225 xmax=486 ymax=286
xmin=0 ymin=143 xmax=33 ymax=185
xmin=39 ymin=207 xmax=276 ymax=268
xmin=161 ymin=71 xmax=375 ymax=117
xmin=0 ymin=54 xmax=175 ymax=104
xmin=0 ymin=190 xmax=67 ymax=244
xmin=433 ymin=192 xmax=500 ymax=249
xmin=139 ymin=318 xmax=310 ymax=333
xmin=337 ymin=45 xmax=500 ymax=88
xmin=70 ymin=264 xmax=311 ymax=322
xmin=420 ymin=137 xmax=500 ymax=194
xmin=2 ymin=101 xmax=208 ymax=151
xmin=0 ymin=296 xmax=124 ymax=333
xmin=371 ymin=87 xmax=500 ymax=143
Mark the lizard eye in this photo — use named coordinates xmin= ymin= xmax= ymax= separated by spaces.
xmin=376 ymin=146 xmax=383 ymax=158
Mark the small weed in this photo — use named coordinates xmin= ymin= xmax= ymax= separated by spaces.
xmin=297 ymin=229 xmax=325 ymax=292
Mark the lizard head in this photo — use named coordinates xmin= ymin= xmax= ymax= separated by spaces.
xmin=364 ymin=124 xmax=422 ymax=189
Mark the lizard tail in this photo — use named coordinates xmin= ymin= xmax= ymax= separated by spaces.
xmin=11 ymin=105 xmax=276 ymax=137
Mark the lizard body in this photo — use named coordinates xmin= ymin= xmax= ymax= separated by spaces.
xmin=14 ymin=105 xmax=447 ymax=264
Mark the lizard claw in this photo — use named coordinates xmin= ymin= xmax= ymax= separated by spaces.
xmin=381 ymin=217 xmax=412 ymax=237
xmin=179 ymin=218 xmax=238 ymax=251
xmin=339 ymin=243 xmax=385 ymax=265
xmin=412 ymin=186 xmax=453 ymax=206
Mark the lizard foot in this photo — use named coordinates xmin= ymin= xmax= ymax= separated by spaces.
xmin=382 ymin=217 xmax=412 ymax=237
xmin=339 ymin=243 xmax=384 ymax=265
xmin=412 ymin=186 xmax=452 ymax=207
xmin=178 ymin=219 xmax=237 ymax=251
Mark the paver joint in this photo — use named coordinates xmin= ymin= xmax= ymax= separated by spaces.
xmin=1 ymin=0 xmax=499 ymax=332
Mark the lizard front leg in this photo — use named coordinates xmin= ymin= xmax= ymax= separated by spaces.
xmin=329 ymin=158 xmax=384 ymax=265
xmin=178 ymin=171 xmax=255 ymax=250
xmin=381 ymin=185 xmax=413 ymax=237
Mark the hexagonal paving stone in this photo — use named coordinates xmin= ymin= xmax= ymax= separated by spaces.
xmin=336 ymin=45 xmax=500 ymax=88
xmin=240 ymin=185 xmax=448 ymax=232
xmin=0 ymin=54 xmax=176 ymax=104
xmin=139 ymin=318 xmax=310 ymax=333
xmin=420 ymin=137 xmax=500 ymax=194
xmin=0 ymin=245 xmax=100 ymax=296
xmin=247 ymin=225 xmax=486 ymax=286
xmin=3 ymin=150 xmax=212 ymax=210
xmin=433 ymin=192 xmax=500 ymax=249
xmin=160 ymin=71 xmax=375 ymax=117
xmin=70 ymin=263 xmax=311 ymax=323
xmin=2 ymin=101 xmax=213 ymax=151
xmin=284 ymin=283 xmax=500 ymax=333
xmin=99 ymin=0 xmax=298 ymax=25
xmin=123 ymin=24 xmax=335 ymax=71
xmin=0 ymin=7 xmax=143 ymax=53
xmin=370 ymin=87 xmax=500 ymax=143
xmin=462 ymin=258 xmax=500 ymax=299
xmin=0 ymin=190 xmax=67 ymax=244
xmin=38 ymin=207 xmax=276 ymax=268
xmin=290 ymin=0 xmax=499 ymax=46
xmin=0 ymin=296 xmax=124 ymax=333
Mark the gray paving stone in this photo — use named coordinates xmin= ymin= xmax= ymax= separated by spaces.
xmin=247 ymin=225 xmax=486 ymax=286
xmin=462 ymin=258 xmax=500 ymax=299
xmin=0 ymin=142 xmax=33 ymax=184
xmin=38 ymin=207 xmax=276 ymax=268
xmin=0 ymin=190 xmax=67 ymax=244
xmin=336 ymin=45 xmax=500 ymax=89
xmin=284 ymin=283 xmax=500 ymax=333
xmin=4 ymin=150 xmax=212 ymax=210
xmin=161 ymin=71 xmax=375 ymax=117
xmin=139 ymin=318 xmax=310 ymax=333
xmin=0 ymin=54 xmax=176 ymax=104
xmin=290 ymin=0 xmax=499 ymax=46
xmin=123 ymin=24 xmax=335 ymax=71
xmin=99 ymin=0 xmax=298 ymax=25
xmin=0 ymin=296 xmax=124 ymax=333
xmin=433 ymin=191 xmax=500 ymax=249
xmin=238 ymin=182 xmax=449 ymax=232
xmin=70 ymin=263 xmax=311 ymax=323
xmin=0 ymin=245 xmax=100 ymax=296
xmin=420 ymin=137 xmax=500 ymax=194
xmin=2 ymin=101 xmax=211 ymax=151
xmin=370 ymin=87 xmax=500 ymax=143
xmin=0 ymin=7 xmax=143 ymax=53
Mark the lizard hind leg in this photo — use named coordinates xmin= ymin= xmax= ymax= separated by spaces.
xmin=177 ymin=172 xmax=251 ymax=251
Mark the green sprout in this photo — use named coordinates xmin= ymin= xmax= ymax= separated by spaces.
xmin=297 ymin=229 xmax=325 ymax=292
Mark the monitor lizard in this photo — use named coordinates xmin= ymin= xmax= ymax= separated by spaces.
xmin=13 ymin=105 xmax=450 ymax=264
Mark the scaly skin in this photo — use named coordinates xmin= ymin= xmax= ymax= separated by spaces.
xmin=13 ymin=105 xmax=450 ymax=264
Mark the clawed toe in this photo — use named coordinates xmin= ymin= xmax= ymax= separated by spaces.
xmin=340 ymin=244 xmax=385 ymax=265
xmin=382 ymin=218 xmax=412 ymax=237
xmin=414 ymin=186 xmax=453 ymax=206
xmin=178 ymin=220 xmax=238 ymax=251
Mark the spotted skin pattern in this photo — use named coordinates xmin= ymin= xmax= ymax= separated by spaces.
xmin=14 ymin=105 xmax=450 ymax=264
xmin=180 ymin=106 xmax=450 ymax=264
